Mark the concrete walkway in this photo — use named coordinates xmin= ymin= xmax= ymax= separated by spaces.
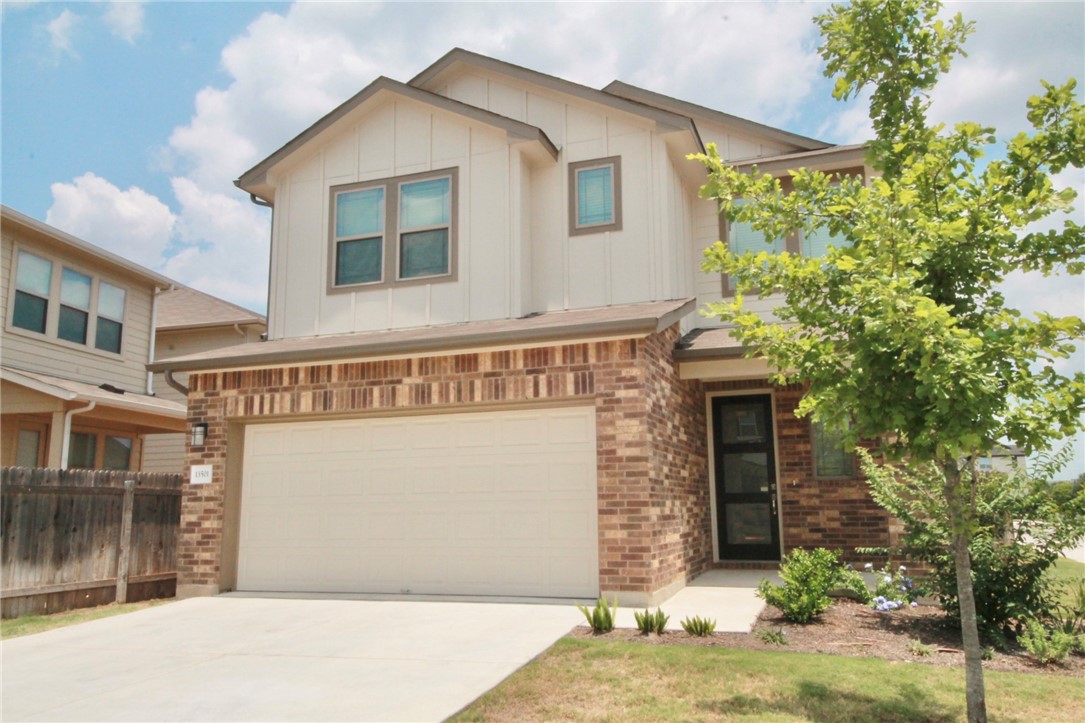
xmin=614 ymin=568 xmax=776 ymax=632
xmin=1 ymin=596 xmax=582 ymax=722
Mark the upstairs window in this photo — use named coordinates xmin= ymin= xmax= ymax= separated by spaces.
xmin=12 ymin=251 xmax=52 ymax=333
xmin=7 ymin=250 xmax=127 ymax=355
xmin=329 ymin=168 xmax=457 ymax=292
xmin=569 ymin=156 xmax=622 ymax=236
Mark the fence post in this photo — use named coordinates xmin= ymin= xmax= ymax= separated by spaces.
xmin=115 ymin=479 xmax=136 ymax=604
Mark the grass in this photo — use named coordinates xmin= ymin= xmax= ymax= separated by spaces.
xmin=0 ymin=599 xmax=171 ymax=640
xmin=1050 ymin=557 xmax=1085 ymax=607
xmin=454 ymin=637 xmax=1085 ymax=722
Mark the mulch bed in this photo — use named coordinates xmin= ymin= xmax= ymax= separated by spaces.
xmin=570 ymin=600 xmax=1085 ymax=677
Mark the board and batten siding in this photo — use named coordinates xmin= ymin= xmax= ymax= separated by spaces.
xmin=0 ymin=229 xmax=156 ymax=393
xmin=266 ymin=96 xmax=524 ymax=340
xmin=439 ymin=69 xmax=684 ymax=315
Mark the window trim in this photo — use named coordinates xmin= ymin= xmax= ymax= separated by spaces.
xmin=5 ymin=245 xmax=129 ymax=358
xmin=569 ymin=156 xmax=622 ymax=236
xmin=327 ymin=167 xmax=459 ymax=294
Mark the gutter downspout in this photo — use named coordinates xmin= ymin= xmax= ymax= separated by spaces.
xmin=164 ymin=369 xmax=189 ymax=397
xmin=59 ymin=401 xmax=97 ymax=469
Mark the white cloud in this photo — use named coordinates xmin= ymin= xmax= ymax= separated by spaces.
xmin=46 ymin=173 xmax=176 ymax=267
xmin=104 ymin=1 xmax=145 ymax=44
xmin=47 ymin=8 xmax=80 ymax=57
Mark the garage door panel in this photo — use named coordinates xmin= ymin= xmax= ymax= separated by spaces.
xmin=239 ymin=406 xmax=599 ymax=597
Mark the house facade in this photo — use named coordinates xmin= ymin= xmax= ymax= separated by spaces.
xmin=153 ymin=50 xmax=890 ymax=605
xmin=141 ymin=286 xmax=266 ymax=474
xmin=0 ymin=206 xmax=187 ymax=471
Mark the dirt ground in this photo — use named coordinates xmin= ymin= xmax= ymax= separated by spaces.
xmin=571 ymin=600 xmax=1085 ymax=677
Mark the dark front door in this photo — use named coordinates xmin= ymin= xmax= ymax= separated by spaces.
xmin=712 ymin=394 xmax=781 ymax=560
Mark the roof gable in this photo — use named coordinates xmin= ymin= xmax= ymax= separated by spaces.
xmin=235 ymin=76 xmax=558 ymax=201
xmin=409 ymin=48 xmax=703 ymax=148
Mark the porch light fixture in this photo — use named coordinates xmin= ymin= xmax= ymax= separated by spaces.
xmin=190 ymin=422 xmax=209 ymax=447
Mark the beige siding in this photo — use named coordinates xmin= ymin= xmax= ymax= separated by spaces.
xmin=1 ymin=227 xmax=156 ymax=393
xmin=266 ymin=95 xmax=521 ymax=340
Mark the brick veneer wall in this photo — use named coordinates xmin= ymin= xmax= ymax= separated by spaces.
xmin=180 ymin=327 xmax=710 ymax=601
xmin=703 ymin=379 xmax=891 ymax=559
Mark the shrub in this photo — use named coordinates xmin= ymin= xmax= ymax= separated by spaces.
xmin=757 ymin=547 xmax=841 ymax=623
xmin=680 ymin=616 xmax=716 ymax=636
xmin=755 ymin=628 xmax=788 ymax=646
xmin=633 ymin=607 xmax=669 ymax=635
xmin=1052 ymin=577 xmax=1085 ymax=638
xmin=906 ymin=639 xmax=934 ymax=657
xmin=576 ymin=597 xmax=617 ymax=633
xmin=1019 ymin=619 xmax=1076 ymax=665
xmin=860 ymin=446 xmax=1085 ymax=640
xmin=833 ymin=565 xmax=873 ymax=604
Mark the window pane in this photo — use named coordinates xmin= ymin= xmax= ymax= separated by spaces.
xmin=68 ymin=432 xmax=97 ymax=469
xmin=719 ymin=403 xmax=767 ymax=444
xmin=336 ymin=237 xmax=382 ymax=285
xmin=803 ymin=225 xmax=845 ymax=258
xmin=95 ymin=317 xmax=123 ymax=353
xmin=400 ymin=178 xmax=450 ymax=229
xmin=103 ymin=436 xmax=132 ymax=470
xmin=722 ymin=453 xmax=770 ymax=494
xmin=60 ymin=268 xmax=91 ymax=309
xmin=725 ymin=504 xmax=772 ymax=545
xmin=730 ymin=200 xmax=785 ymax=255
xmin=814 ymin=420 xmax=854 ymax=477
xmin=98 ymin=282 xmax=126 ymax=320
xmin=400 ymin=229 xmax=449 ymax=279
xmin=16 ymin=251 xmax=52 ymax=295
xmin=58 ymin=305 xmax=88 ymax=344
xmin=576 ymin=166 xmax=613 ymax=226
xmin=16 ymin=430 xmax=41 ymax=467
xmin=12 ymin=291 xmax=48 ymax=333
xmin=336 ymin=187 xmax=384 ymax=238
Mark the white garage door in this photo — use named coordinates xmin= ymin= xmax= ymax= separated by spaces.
xmin=237 ymin=406 xmax=599 ymax=598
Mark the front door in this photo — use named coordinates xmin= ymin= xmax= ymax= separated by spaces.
xmin=712 ymin=394 xmax=781 ymax=560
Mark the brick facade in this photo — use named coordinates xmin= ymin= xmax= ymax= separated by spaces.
xmin=704 ymin=379 xmax=891 ymax=560
xmin=180 ymin=326 xmax=712 ymax=602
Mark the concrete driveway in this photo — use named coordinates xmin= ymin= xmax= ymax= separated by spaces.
xmin=1 ymin=595 xmax=583 ymax=722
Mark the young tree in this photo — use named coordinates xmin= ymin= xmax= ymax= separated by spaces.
xmin=692 ymin=1 xmax=1084 ymax=720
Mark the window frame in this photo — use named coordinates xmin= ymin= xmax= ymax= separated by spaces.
xmin=67 ymin=425 xmax=136 ymax=471
xmin=327 ymin=167 xmax=459 ymax=294
xmin=811 ymin=419 xmax=857 ymax=480
xmin=5 ymin=246 xmax=129 ymax=357
xmin=568 ymin=156 xmax=623 ymax=236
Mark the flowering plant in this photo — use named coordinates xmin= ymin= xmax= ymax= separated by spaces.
xmin=864 ymin=562 xmax=918 ymax=612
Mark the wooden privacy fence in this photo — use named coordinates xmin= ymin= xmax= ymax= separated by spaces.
xmin=1 ymin=467 xmax=183 ymax=618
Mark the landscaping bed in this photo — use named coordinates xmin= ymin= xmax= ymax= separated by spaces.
xmin=570 ymin=600 xmax=1085 ymax=677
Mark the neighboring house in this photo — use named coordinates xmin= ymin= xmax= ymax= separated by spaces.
xmin=0 ymin=206 xmax=186 ymax=470
xmin=152 ymin=49 xmax=881 ymax=605
xmin=141 ymin=287 xmax=266 ymax=474
xmin=978 ymin=444 xmax=1028 ymax=474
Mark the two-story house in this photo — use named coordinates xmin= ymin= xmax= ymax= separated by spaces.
xmin=152 ymin=49 xmax=886 ymax=605
xmin=1 ymin=206 xmax=187 ymax=470
xmin=141 ymin=286 xmax=267 ymax=474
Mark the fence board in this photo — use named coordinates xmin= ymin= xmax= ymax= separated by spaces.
xmin=1 ymin=467 xmax=183 ymax=618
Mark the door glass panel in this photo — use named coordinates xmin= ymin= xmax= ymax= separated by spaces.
xmin=67 ymin=432 xmax=97 ymax=468
xmin=719 ymin=403 xmax=767 ymax=444
xmin=722 ymin=452 xmax=769 ymax=493
xmin=16 ymin=430 xmax=41 ymax=467
xmin=103 ymin=436 xmax=132 ymax=470
xmin=725 ymin=504 xmax=772 ymax=546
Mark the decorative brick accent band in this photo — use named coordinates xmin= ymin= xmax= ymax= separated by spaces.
xmin=180 ymin=327 xmax=712 ymax=599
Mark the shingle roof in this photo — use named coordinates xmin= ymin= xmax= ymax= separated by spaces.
xmin=155 ymin=286 xmax=266 ymax=331
xmin=150 ymin=298 xmax=695 ymax=373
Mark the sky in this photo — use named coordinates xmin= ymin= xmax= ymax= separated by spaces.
xmin=2 ymin=0 xmax=1084 ymax=473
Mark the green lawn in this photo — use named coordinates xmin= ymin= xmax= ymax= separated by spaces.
xmin=0 ymin=599 xmax=171 ymax=640
xmin=1051 ymin=557 xmax=1085 ymax=607
xmin=454 ymin=637 xmax=1084 ymax=722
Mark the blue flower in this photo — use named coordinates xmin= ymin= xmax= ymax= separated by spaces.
xmin=883 ymin=575 xmax=892 ymax=583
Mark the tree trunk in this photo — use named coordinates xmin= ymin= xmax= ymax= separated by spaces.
xmin=944 ymin=462 xmax=988 ymax=723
